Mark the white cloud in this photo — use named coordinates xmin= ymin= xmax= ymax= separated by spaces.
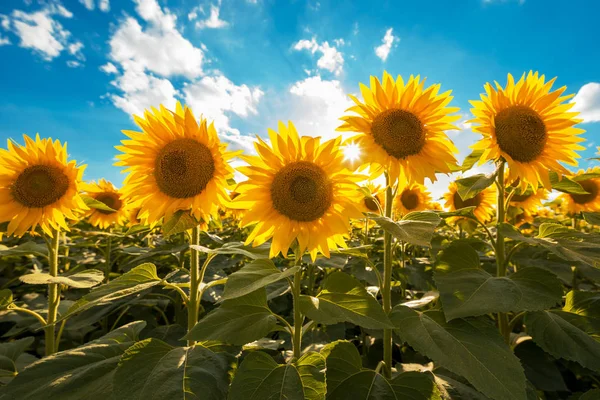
xmin=100 ymin=62 xmax=118 ymax=74
xmin=0 ymin=36 xmax=10 ymax=46
xmin=66 ymin=60 xmax=82 ymax=68
xmin=99 ymin=0 xmax=110 ymax=12
xmin=195 ymin=3 xmax=228 ymax=29
xmin=333 ymin=38 xmax=345 ymax=47
xmin=375 ymin=28 xmax=399 ymax=62
xmin=571 ymin=82 xmax=600 ymax=123
xmin=68 ymin=40 xmax=85 ymax=61
xmin=352 ymin=22 xmax=359 ymax=36
xmin=2 ymin=2 xmax=77 ymax=61
xmin=288 ymin=75 xmax=353 ymax=141
xmin=188 ymin=6 xmax=202 ymax=21
xmin=293 ymin=37 xmax=344 ymax=76
xmin=79 ymin=0 xmax=94 ymax=10
xmin=183 ymin=74 xmax=263 ymax=136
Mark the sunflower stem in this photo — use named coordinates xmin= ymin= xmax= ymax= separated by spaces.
xmin=187 ymin=226 xmax=201 ymax=346
xmin=382 ymin=172 xmax=395 ymax=379
xmin=495 ymin=161 xmax=510 ymax=345
xmin=104 ymin=230 xmax=112 ymax=283
xmin=45 ymin=227 xmax=61 ymax=357
xmin=291 ymin=249 xmax=304 ymax=360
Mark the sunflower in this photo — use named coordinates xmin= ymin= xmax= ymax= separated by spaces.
xmin=126 ymin=207 xmax=144 ymax=228
xmin=233 ymin=121 xmax=363 ymax=260
xmin=470 ymin=71 xmax=586 ymax=190
xmin=0 ymin=134 xmax=87 ymax=237
xmin=83 ymin=179 xmax=129 ymax=229
xmin=443 ymin=181 xmax=496 ymax=223
xmin=559 ymin=167 xmax=600 ymax=214
xmin=507 ymin=206 xmax=534 ymax=228
xmin=508 ymin=184 xmax=547 ymax=215
xmin=361 ymin=183 xmax=384 ymax=215
xmin=394 ymin=183 xmax=432 ymax=217
xmin=115 ymin=102 xmax=237 ymax=226
xmin=337 ymin=72 xmax=460 ymax=184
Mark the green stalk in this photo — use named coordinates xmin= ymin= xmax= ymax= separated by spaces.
xmin=104 ymin=233 xmax=112 ymax=283
xmin=45 ymin=228 xmax=61 ymax=356
xmin=495 ymin=161 xmax=510 ymax=344
xmin=291 ymin=253 xmax=304 ymax=360
xmin=187 ymin=226 xmax=201 ymax=346
xmin=382 ymin=173 xmax=394 ymax=379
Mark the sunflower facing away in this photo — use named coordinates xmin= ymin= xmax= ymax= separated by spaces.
xmin=470 ymin=71 xmax=586 ymax=190
xmin=337 ymin=72 xmax=460 ymax=184
xmin=443 ymin=181 xmax=496 ymax=223
xmin=361 ymin=183 xmax=384 ymax=214
xmin=0 ymin=134 xmax=87 ymax=237
xmin=508 ymin=184 xmax=548 ymax=215
xmin=394 ymin=183 xmax=432 ymax=217
xmin=83 ymin=179 xmax=129 ymax=229
xmin=115 ymin=103 xmax=237 ymax=226
xmin=233 ymin=122 xmax=363 ymax=260
xmin=559 ymin=167 xmax=600 ymax=215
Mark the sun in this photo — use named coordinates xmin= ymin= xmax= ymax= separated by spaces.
xmin=232 ymin=121 xmax=363 ymax=260
xmin=83 ymin=179 xmax=129 ymax=229
xmin=0 ymin=134 xmax=87 ymax=237
xmin=115 ymin=102 xmax=237 ymax=227
xmin=342 ymin=142 xmax=361 ymax=163
xmin=470 ymin=71 xmax=586 ymax=190
xmin=337 ymin=71 xmax=460 ymax=184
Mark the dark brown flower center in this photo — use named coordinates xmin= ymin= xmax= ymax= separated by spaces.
xmin=570 ymin=180 xmax=598 ymax=205
xmin=271 ymin=161 xmax=333 ymax=222
xmin=370 ymin=109 xmax=425 ymax=159
xmin=154 ymin=138 xmax=215 ymax=199
xmin=400 ymin=190 xmax=419 ymax=210
xmin=494 ymin=105 xmax=546 ymax=163
xmin=364 ymin=197 xmax=380 ymax=212
xmin=95 ymin=192 xmax=123 ymax=215
xmin=12 ymin=165 xmax=69 ymax=208
xmin=453 ymin=191 xmax=482 ymax=210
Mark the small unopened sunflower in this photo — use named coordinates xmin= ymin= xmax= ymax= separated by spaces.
xmin=470 ymin=71 xmax=586 ymax=190
xmin=115 ymin=103 xmax=237 ymax=226
xmin=443 ymin=181 xmax=496 ymax=223
xmin=361 ymin=183 xmax=384 ymax=215
xmin=337 ymin=72 xmax=460 ymax=184
xmin=233 ymin=122 xmax=363 ymax=260
xmin=559 ymin=167 xmax=600 ymax=214
xmin=0 ymin=134 xmax=87 ymax=237
xmin=83 ymin=179 xmax=129 ymax=229
xmin=394 ymin=183 xmax=432 ymax=217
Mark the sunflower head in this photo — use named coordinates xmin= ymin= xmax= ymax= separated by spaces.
xmin=507 ymin=180 xmax=548 ymax=215
xmin=443 ymin=181 xmax=496 ymax=223
xmin=0 ymin=134 xmax=87 ymax=237
xmin=559 ymin=167 xmax=600 ymax=215
xmin=470 ymin=71 xmax=586 ymax=190
xmin=83 ymin=179 xmax=129 ymax=229
xmin=337 ymin=71 xmax=460 ymax=184
xmin=115 ymin=102 xmax=237 ymax=227
xmin=361 ymin=183 xmax=384 ymax=215
xmin=394 ymin=183 xmax=432 ymax=217
xmin=233 ymin=121 xmax=363 ymax=260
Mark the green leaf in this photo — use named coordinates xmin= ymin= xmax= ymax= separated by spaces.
xmin=113 ymin=338 xmax=234 ymax=400
xmin=19 ymin=269 xmax=104 ymax=289
xmin=572 ymin=171 xmax=600 ymax=181
xmin=434 ymin=374 xmax=490 ymax=400
xmin=321 ymin=340 xmax=441 ymax=399
xmin=434 ymin=244 xmax=562 ymax=320
xmin=513 ymin=339 xmax=567 ymax=392
xmin=2 ymin=321 xmax=145 ymax=400
xmin=390 ymin=306 xmax=527 ymax=400
xmin=0 ymin=242 xmax=48 ymax=258
xmin=371 ymin=211 xmax=440 ymax=247
xmin=500 ymin=223 xmax=600 ymax=267
xmin=525 ymin=311 xmax=600 ymax=372
xmin=0 ymin=289 xmax=13 ymax=309
xmin=549 ymin=171 xmax=588 ymax=194
xmin=563 ymin=290 xmax=600 ymax=335
xmin=437 ymin=207 xmax=476 ymax=219
xmin=186 ymin=289 xmax=277 ymax=345
xmin=297 ymin=352 xmax=326 ymax=400
xmin=580 ymin=389 xmax=600 ymax=400
xmin=220 ymin=259 xmax=298 ymax=301
xmin=58 ymin=263 xmax=161 ymax=322
xmin=461 ymin=149 xmax=484 ymax=172
xmin=583 ymin=211 xmax=600 ymax=226
xmin=82 ymin=195 xmax=117 ymax=212
xmin=455 ymin=173 xmax=496 ymax=201
xmin=190 ymin=242 xmax=269 ymax=259
xmin=162 ymin=210 xmax=199 ymax=237
xmin=299 ymin=272 xmax=394 ymax=329
xmin=228 ymin=351 xmax=304 ymax=400
xmin=0 ymin=337 xmax=34 ymax=378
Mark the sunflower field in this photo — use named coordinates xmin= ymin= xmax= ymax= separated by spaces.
xmin=1 ymin=71 xmax=600 ymax=400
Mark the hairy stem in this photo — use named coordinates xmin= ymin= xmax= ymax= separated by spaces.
xmin=291 ymin=253 xmax=304 ymax=360
xmin=382 ymin=172 xmax=395 ymax=378
xmin=187 ymin=226 xmax=201 ymax=346
xmin=495 ymin=161 xmax=510 ymax=345
xmin=45 ymin=228 xmax=61 ymax=356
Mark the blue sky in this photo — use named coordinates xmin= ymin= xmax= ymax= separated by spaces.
xmin=0 ymin=0 xmax=598 ymax=199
